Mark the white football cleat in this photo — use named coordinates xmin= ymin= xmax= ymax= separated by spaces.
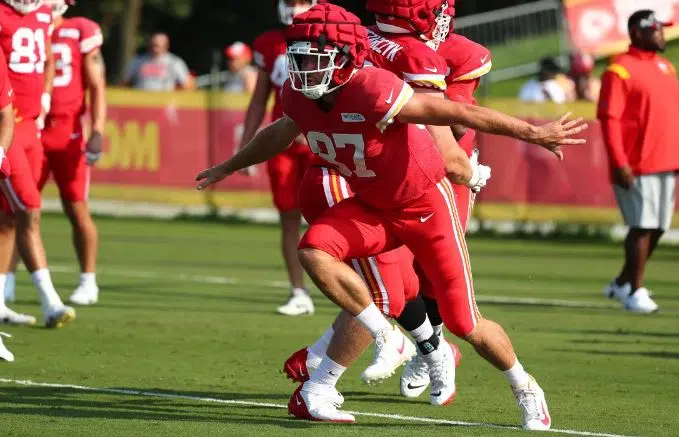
xmin=361 ymin=325 xmax=416 ymax=384
xmin=400 ymin=351 xmax=430 ymax=398
xmin=43 ymin=305 xmax=76 ymax=329
xmin=624 ymin=287 xmax=658 ymax=313
xmin=603 ymin=280 xmax=631 ymax=304
xmin=69 ymin=284 xmax=99 ymax=306
xmin=288 ymin=382 xmax=354 ymax=422
xmin=3 ymin=274 xmax=15 ymax=303
xmin=0 ymin=307 xmax=36 ymax=326
xmin=427 ymin=340 xmax=459 ymax=406
xmin=513 ymin=375 xmax=551 ymax=431
xmin=0 ymin=332 xmax=15 ymax=362
xmin=277 ymin=293 xmax=314 ymax=316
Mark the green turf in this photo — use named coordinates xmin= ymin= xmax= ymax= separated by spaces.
xmin=1 ymin=214 xmax=678 ymax=436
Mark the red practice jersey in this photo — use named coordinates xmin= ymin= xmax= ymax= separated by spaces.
xmin=252 ymin=29 xmax=288 ymax=121
xmin=439 ymin=34 xmax=491 ymax=105
xmin=282 ymin=67 xmax=445 ymax=210
xmin=0 ymin=3 xmax=52 ymax=120
xmin=366 ymin=26 xmax=447 ymax=92
xmin=50 ymin=16 xmax=102 ymax=117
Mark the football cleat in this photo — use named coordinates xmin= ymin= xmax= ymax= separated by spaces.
xmin=361 ymin=325 xmax=416 ymax=384
xmin=401 ymin=338 xmax=462 ymax=399
xmin=288 ymin=382 xmax=354 ymax=423
xmin=0 ymin=307 xmax=36 ymax=326
xmin=603 ymin=280 xmax=631 ymax=304
xmin=427 ymin=340 xmax=459 ymax=406
xmin=44 ymin=305 xmax=76 ymax=329
xmin=624 ymin=287 xmax=658 ymax=313
xmin=69 ymin=284 xmax=99 ymax=306
xmin=283 ymin=347 xmax=321 ymax=382
xmin=513 ymin=375 xmax=551 ymax=431
xmin=276 ymin=293 xmax=314 ymax=316
xmin=0 ymin=332 xmax=15 ymax=362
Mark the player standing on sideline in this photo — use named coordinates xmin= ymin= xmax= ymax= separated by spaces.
xmin=33 ymin=0 xmax=104 ymax=305
xmin=599 ymin=10 xmax=679 ymax=313
xmin=0 ymin=46 xmax=36 ymax=326
xmin=238 ymin=0 xmax=321 ymax=316
xmin=0 ymin=0 xmax=75 ymax=328
xmin=197 ymin=4 xmax=587 ymax=427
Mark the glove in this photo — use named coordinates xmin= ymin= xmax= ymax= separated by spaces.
xmin=0 ymin=147 xmax=10 ymax=179
xmin=85 ymin=131 xmax=103 ymax=165
xmin=466 ymin=149 xmax=491 ymax=193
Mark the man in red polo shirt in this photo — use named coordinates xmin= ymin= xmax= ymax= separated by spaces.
xmin=597 ymin=9 xmax=679 ymax=313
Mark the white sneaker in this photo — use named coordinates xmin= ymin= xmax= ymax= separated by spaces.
xmin=69 ymin=284 xmax=99 ymax=306
xmin=625 ymin=287 xmax=658 ymax=313
xmin=3 ymin=274 xmax=15 ymax=303
xmin=0 ymin=307 xmax=36 ymax=326
xmin=44 ymin=305 xmax=76 ymax=329
xmin=513 ymin=375 xmax=551 ymax=430
xmin=603 ymin=280 xmax=631 ymax=304
xmin=288 ymin=381 xmax=354 ymax=422
xmin=0 ymin=332 xmax=15 ymax=362
xmin=400 ymin=351 xmax=430 ymax=398
xmin=361 ymin=325 xmax=416 ymax=384
xmin=277 ymin=293 xmax=314 ymax=316
xmin=426 ymin=340 xmax=458 ymax=406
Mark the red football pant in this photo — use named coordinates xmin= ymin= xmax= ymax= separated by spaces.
xmin=267 ymin=141 xmax=313 ymax=212
xmin=298 ymin=166 xmax=418 ymax=317
xmin=0 ymin=120 xmax=43 ymax=214
xmin=300 ymin=178 xmax=479 ymax=337
xmin=38 ymin=115 xmax=90 ymax=202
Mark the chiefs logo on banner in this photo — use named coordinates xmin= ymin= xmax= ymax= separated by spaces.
xmin=564 ymin=0 xmax=679 ymax=56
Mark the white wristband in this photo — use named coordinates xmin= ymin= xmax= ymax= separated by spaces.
xmin=466 ymin=162 xmax=480 ymax=188
xmin=41 ymin=92 xmax=51 ymax=114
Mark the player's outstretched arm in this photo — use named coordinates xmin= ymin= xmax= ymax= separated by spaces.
xmin=398 ymin=93 xmax=588 ymax=159
xmin=196 ymin=115 xmax=301 ymax=190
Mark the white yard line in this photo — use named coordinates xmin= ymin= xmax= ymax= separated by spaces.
xmin=0 ymin=378 xmax=635 ymax=437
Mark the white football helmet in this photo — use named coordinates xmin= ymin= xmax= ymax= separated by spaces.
xmin=4 ymin=0 xmax=43 ymax=14
xmin=287 ymin=41 xmax=349 ymax=99
xmin=277 ymin=0 xmax=317 ymax=25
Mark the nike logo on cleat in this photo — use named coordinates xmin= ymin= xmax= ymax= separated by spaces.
xmin=397 ymin=337 xmax=405 ymax=354
xmin=328 ymin=370 xmax=338 ymax=376
xmin=407 ymin=383 xmax=427 ymax=390
xmin=431 ymin=391 xmax=442 ymax=397
xmin=296 ymin=396 xmax=302 ymax=406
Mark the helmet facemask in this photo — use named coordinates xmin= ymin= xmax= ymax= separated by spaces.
xmin=5 ymin=0 xmax=43 ymax=14
xmin=287 ymin=39 xmax=351 ymax=99
xmin=425 ymin=1 xmax=451 ymax=51
xmin=278 ymin=0 xmax=317 ymax=25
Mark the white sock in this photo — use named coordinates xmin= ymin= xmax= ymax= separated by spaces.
xmin=309 ymin=325 xmax=334 ymax=359
xmin=432 ymin=323 xmax=444 ymax=336
xmin=292 ymin=287 xmax=308 ymax=297
xmin=31 ymin=269 xmax=63 ymax=310
xmin=5 ymin=271 xmax=14 ymax=293
xmin=79 ymin=272 xmax=97 ymax=288
xmin=355 ymin=303 xmax=391 ymax=337
xmin=504 ymin=359 xmax=530 ymax=388
xmin=408 ymin=316 xmax=435 ymax=342
xmin=0 ymin=274 xmax=6 ymax=311
xmin=310 ymin=354 xmax=346 ymax=387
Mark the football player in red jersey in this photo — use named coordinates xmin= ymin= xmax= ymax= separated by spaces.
xmin=197 ymin=4 xmax=585 ymax=426
xmin=0 ymin=46 xmax=36 ymax=326
xmin=34 ymin=0 xmax=105 ymax=306
xmin=238 ymin=0 xmax=321 ymax=317
xmin=0 ymin=0 xmax=75 ymax=328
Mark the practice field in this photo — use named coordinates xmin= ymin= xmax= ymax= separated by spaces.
xmin=1 ymin=214 xmax=678 ymax=437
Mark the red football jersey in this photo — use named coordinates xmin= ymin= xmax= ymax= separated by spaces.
xmin=50 ymin=16 xmax=102 ymax=117
xmin=439 ymin=34 xmax=491 ymax=105
xmin=252 ymin=29 xmax=288 ymax=121
xmin=0 ymin=3 xmax=52 ymax=120
xmin=282 ymin=67 xmax=445 ymax=209
xmin=366 ymin=27 xmax=447 ymax=91
xmin=0 ymin=49 xmax=13 ymax=109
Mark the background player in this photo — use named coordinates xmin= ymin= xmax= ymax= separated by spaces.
xmin=35 ymin=0 xmax=105 ymax=306
xmin=237 ymin=0 xmax=321 ymax=316
xmin=0 ymin=0 xmax=75 ymax=328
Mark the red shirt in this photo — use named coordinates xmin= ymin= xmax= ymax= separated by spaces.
xmin=0 ymin=3 xmax=53 ymax=120
xmin=281 ymin=67 xmax=445 ymax=209
xmin=51 ymin=16 xmax=103 ymax=117
xmin=597 ymin=45 xmax=679 ymax=176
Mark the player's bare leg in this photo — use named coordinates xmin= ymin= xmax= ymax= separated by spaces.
xmin=63 ymin=200 xmax=99 ymax=305
xmin=0 ymin=214 xmax=36 ymax=325
xmin=277 ymin=209 xmax=314 ymax=316
xmin=15 ymin=209 xmax=75 ymax=328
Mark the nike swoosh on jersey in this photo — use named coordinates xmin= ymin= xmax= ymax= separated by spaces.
xmin=480 ymin=55 xmax=489 ymax=64
xmin=385 ymin=89 xmax=394 ymax=104
xmin=423 ymin=67 xmax=438 ymax=73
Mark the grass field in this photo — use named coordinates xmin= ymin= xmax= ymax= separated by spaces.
xmin=1 ymin=214 xmax=678 ymax=437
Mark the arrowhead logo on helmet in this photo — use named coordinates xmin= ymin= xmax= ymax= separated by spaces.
xmin=366 ymin=0 xmax=455 ymax=51
xmin=285 ymin=4 xmax=368 ymax=99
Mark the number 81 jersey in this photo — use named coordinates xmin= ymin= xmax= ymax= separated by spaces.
xmin=0 ymin=3 xmax=53 ymax=120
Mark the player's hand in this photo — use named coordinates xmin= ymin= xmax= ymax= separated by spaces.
xmin=0 ymin=148 xmax=10 ymax=179
xmin=195 ymin=164 xmax=231 ymax=190
xmin=466 ymin=149 xmax=491 ymax=193
xmin=85 ymin=131 xmax=103 ymax=165
xmin=613 ymin=165 xmax=635 ymax=190
xmin=529 ymin=112 xmax=588 ymax=160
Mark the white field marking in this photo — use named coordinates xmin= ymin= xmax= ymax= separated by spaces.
xmin=45 ymin=264 xmax=618 ymax=310
xmin=0 ymin=378 xmax=636 ymax=437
